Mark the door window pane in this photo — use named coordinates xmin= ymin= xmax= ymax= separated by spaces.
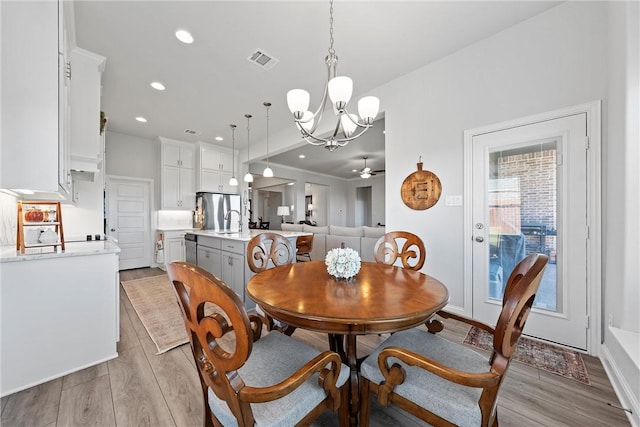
xmin=487 ymin=141 xmax=558 ymax=312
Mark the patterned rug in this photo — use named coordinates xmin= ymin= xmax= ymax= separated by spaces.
xmin=463 ymin=326 xmax=591 ymax=385
xmin=121 ymin=275 xmax=188 ymax=354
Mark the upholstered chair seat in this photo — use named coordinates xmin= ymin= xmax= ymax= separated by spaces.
xmin=360 ymin=328 xmax=487 ymax=426
xmin=208 ymin=331 xmax=350 ymax=426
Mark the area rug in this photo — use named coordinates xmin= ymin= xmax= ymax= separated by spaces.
xmin=463 ymin=326 xmax=591 ymax=385
xmin=121 ymin=275 xmax=188 ymax=354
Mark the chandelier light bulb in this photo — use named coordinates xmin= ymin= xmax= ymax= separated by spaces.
xmin=287 ymin=89 xmax=310 ymax=115
xmin=341 ymin=114 xmax=359 ymax=137
xmin=300 ymin=111 xmax=315 ymax=132
xmin=358 ymin=96 xmax=380 ymax=124
xmin=328 ymin=76 xmax=353 ymax=107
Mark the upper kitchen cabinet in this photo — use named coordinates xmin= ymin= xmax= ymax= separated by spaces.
xmin=197 ymin=142 xmax=237 ymax=194
xmin=0 ymin=1 xmax=72 ymax=194
xmin=70 ymin=48 xmax=106 ymax=173
xmin=160 ymin=138 xmax=195 ymax=210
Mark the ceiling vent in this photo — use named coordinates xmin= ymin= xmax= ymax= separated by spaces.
xmin=184 ymin=129 xmax=201 ymax=136
xmin=248 ymin=49 xmax=279 ymax=70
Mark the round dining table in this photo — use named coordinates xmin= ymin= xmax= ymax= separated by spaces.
xmin=246 ymin=260 xmax=449 ymax=426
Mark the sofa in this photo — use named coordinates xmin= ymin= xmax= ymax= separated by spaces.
xmin=281 ymin=224 xmax=386 ymax=262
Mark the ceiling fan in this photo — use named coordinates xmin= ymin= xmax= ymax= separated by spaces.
xmin=358 ymin=156 xmax=384 ymax=179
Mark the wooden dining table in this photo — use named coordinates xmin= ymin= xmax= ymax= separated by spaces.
xmin=246 ymin=260 xmax=449 ymax=426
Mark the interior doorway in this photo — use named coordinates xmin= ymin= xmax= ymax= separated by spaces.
xmin=355 ymin=186 xmax=372 ymax=226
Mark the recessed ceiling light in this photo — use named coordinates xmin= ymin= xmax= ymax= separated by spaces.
xmin=135 ymin=116 xmax=147 ymax=123
xmin=150 ymin=81 xmax=165 ymax=91
xmin=352 ymin=169 xmax=357 ymax=173
xmin=299 ymin=154 xmax=306 ymax=159
xmin=287 ymin=182 xmax=294 ymax=186
xmin=215 ymin=136 xmax=224 ymax=141
xmin=175 ymin=30 xmax=193 ymax=44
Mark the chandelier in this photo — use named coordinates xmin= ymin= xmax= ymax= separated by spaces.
xmin=286 ymin=0 xmax=380 ymax=151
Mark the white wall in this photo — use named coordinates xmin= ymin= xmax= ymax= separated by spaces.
xmin=60 ymin=170 xmax=104 ymax=240
xmin=375 ymin=1 xmax=608 ymax=310
xmin=604 ymin=0 xmax=640 ymax=336
xmin=602 ymin=1 xmax=639 ymax=421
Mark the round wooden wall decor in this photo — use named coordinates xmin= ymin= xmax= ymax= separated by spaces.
xmin=401 ymin=161 xmax=442 ymax=210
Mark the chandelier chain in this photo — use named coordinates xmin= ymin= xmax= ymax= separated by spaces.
xmin=328 ymin=0 xmax=335 ymax=55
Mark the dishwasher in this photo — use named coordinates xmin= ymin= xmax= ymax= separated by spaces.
xmin=185 ymin=233 xmax=197 ymax=264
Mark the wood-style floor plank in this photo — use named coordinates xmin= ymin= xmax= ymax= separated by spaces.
xmin=61 ymin=362 xmax=109 ymax=391
xmin=0 ymin=378 xmax=62 ymax=426
xmin=138 ymin=335 xmax=203 ymax=427
xmin=56 ymin=375 xmax=115 ymax=427
xmin=107 ymin=345 xmax=175 ymax=427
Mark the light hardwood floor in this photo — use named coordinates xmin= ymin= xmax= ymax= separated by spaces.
xmin=1 ymin=267 xmax=631 ymax=427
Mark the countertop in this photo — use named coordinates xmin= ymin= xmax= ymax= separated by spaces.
xmin=191 ymin=229 xmax=311 ymax=242
xmin=0 ymin=239 xmax=121 ymax=263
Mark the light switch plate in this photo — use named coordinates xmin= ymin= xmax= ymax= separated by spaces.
xmin=445 ymin=195 xmax=462 ymax=206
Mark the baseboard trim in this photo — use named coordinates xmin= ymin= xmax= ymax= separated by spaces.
xmin=600 ymin=343 xmax=639 ymax=426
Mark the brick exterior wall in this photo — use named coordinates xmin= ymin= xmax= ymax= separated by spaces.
xmin=493 ymin=148 xmax=557 ymax=258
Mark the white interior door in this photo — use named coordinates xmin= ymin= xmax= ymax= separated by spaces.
xmin=470 ymin=113 xmax=588 ymax=350
xmin=106 ymin=177 xmax=151 ymax=270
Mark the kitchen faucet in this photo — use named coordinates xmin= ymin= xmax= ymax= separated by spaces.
xmin=225 ymin=209 xmax=242 ymax=233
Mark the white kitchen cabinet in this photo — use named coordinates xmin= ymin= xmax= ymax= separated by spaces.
xmin=0 ymin=1 xmax=72 ymax=194
xmin=197 ymin=236 xmax=222 ymax=277
xmin=70 ymin=48 xmax=106 ymax=173
xmin=160 ymin=230 xmax=187 ymax=268
xmin=160 ymin=138 xmax=195 ymax=209
xmin=1 ymin=247 xmax=120 ymax=395
xmin=221 ymin=251 xmax=246 ymax=303
xmin=163 ymin=140 xmax=195 ymax=169
xmin=197 ymin=142 xmax=237 ymax=194
xmin=200 ymin=169 xmax=237 ymax=194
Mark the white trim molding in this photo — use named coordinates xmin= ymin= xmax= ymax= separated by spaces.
xmin=600 ymin=336 xmax=640 ymax=426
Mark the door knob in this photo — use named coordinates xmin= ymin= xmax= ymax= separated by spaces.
xmin=475 ymin=236 xmax=484 ymax=243
xmin=110 ymin=228 xmax=116 ymax=232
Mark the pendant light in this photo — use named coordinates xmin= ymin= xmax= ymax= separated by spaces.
xmin=262 ymin=102 xmax=274 ymax=177
xmin=243 ymin=114 xmax=254 ymax=183
xmin=286 ymin=0 xmax=379 ymax=151
xmin=228 ymin=124 xmax=238 ymax=186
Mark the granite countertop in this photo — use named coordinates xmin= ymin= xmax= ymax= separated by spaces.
xmin=0 ymin=239 xmax=121 ymax=263
xmin=191 ymin=229 xmax=311 ymax=242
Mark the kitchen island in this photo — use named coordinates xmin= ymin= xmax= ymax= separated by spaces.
xmin=190 ymin=229 xmax=311 ymax=310
xmin=0 ymin=240 xmax=121 ymax=397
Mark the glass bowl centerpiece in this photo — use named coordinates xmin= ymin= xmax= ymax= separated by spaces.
xmin=325 ymin=245 xmax=361 ymax=281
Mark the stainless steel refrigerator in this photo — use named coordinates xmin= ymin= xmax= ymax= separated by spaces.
xmin=194 ymin=192 xmax=241 ymax=231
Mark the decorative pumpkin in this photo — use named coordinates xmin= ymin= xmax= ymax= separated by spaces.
xmin=25 ymin=209 xmax=44 ymax=222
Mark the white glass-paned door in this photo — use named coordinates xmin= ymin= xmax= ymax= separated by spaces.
xmin=472 ymin=113 xmax=588 ymax=350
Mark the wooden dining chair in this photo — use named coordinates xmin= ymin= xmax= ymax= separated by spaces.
xmin=359 ymin=253 xmax=549 ymax=427
xmin=246 ymin=232 xmax=296 ymax=335
xmin=373 ymin=231 xmax=426 ymax=271
xmin=166 ymin=262 xmax=350 ymax=427
xmin=247 ymin=232 xmax=295 ymax=273
xmin=295 ymin=234 xmax=314 ymax=262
